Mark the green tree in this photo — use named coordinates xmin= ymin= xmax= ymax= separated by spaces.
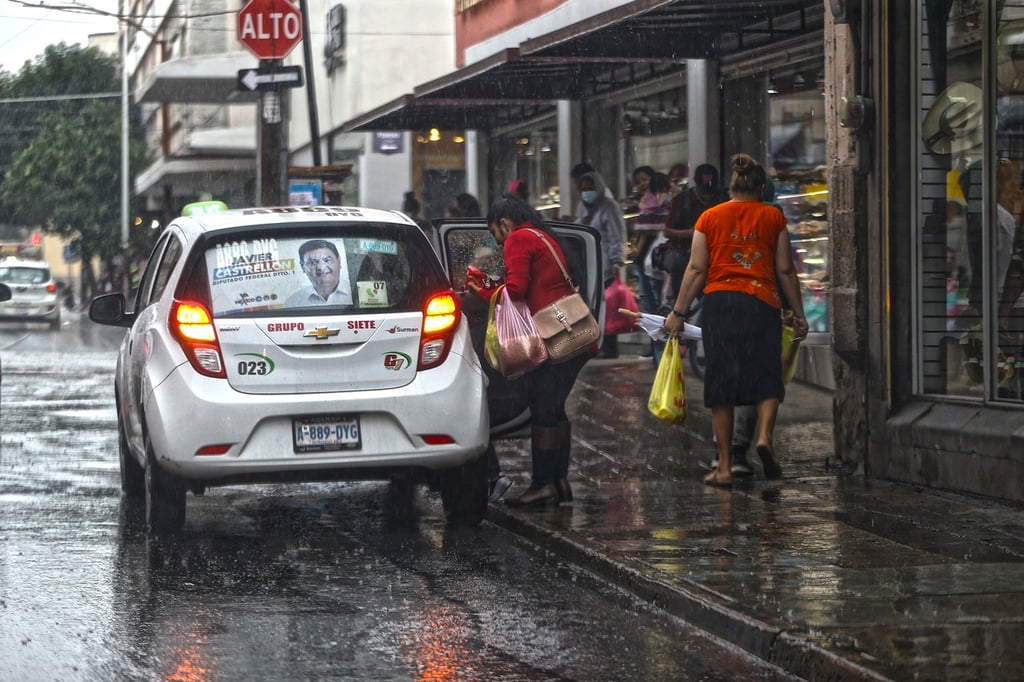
xmin=0 ymin=43 xmax=149 ymax=298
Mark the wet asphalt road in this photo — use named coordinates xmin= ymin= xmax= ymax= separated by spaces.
xmin=0 ymin=313 xmax=794 ymax=681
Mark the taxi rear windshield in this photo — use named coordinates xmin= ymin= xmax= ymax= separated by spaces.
xmin=198 ymin=226 xmax=447 ymax=317
xmin=0 ymin=266 xmax=50 ymax=284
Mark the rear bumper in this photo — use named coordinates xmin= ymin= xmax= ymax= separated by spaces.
xmin=0 ymin=301 xmax=59 ymax=321
xmin=143 ymin=349 xmax=489 ymax=483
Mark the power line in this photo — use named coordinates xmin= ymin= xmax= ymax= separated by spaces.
xmin=0 ymin=92 xmax=120 ymax=104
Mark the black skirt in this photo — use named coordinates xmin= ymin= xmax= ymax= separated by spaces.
xmin=701 ymin=291 xmax=784 ymax=407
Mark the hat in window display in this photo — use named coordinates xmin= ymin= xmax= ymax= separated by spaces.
xmin=923 ymin=81 xmax=984 ymax=155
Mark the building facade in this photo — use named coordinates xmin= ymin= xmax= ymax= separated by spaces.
xmin=125 ymin=0 xmax=259 ymax=222
xmin=124 ymin=1 xmax=1024 ymax=502
xmin=836 ymin=0 xmax=1024 ymax=501
xmin=284 ymin=0 xmax=456 ymax=213
xmin=343 ymin=0 xmax=833 ymax=388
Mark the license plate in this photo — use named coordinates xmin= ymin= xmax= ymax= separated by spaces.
xmin=292 ymin=414 xmax=361 ymax=453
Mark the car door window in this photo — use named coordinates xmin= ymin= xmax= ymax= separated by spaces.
xmin=150 ymin=236 xmax=183 ymax=305
xmin=444 ymin=229 xmax=505 ymax=291
xmin=132 ymin=235 xmax=169 ymax=312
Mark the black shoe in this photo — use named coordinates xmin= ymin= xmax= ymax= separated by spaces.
xmin=756 ymin=444 xmax=783 ymax=479
xmin=505 ymin=483 xmax=559 ymax=508
xmin=554 ymin=478 xmax=573 ymax=503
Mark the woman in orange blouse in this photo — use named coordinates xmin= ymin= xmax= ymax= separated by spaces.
xmin=663 ymin=154 xmax=808 ymax=486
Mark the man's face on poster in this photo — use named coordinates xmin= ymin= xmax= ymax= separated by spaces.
xmin=301 ymin=246 xmax=340 ymax=298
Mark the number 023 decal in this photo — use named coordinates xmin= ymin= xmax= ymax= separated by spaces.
xmin=235 ymin=352 xmax=276 ymax=376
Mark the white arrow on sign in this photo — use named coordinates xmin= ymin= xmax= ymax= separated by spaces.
xmin=239 ymin=68 xmax=302 ymax=91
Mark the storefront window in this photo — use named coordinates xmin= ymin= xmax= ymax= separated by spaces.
xmin=768 ymin=66 xmax=829 ymax=332
xmin=622 ymin=89 xmax=688 ymax=193
xmin=492 ymin=123 xmax=559 ymax=214
xmin=916 ymin=1 xmax=1024 ymax=403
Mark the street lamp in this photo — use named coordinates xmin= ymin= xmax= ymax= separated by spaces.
xmin=121 ymin=11 xmax=129 ymax=297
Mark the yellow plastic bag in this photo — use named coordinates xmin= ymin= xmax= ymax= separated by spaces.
xmin=781 ymin=313 xmax=802 ymax=384
xmin=648 ymin=336 xmax=687 ymax=423
xmin=483 ymin=286 xmax=502 ymax=373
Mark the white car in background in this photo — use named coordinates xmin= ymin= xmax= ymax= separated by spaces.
xmin=90 ymin=206 xmax=491 ymax=534
xmin=0 ymin=258 xmax=61 ymax=330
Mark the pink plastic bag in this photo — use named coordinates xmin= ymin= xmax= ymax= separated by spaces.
xmin=604 ymin=279 xmax=639 ymax=335
xmin=495 ymin=288 xmax=548 ymax=378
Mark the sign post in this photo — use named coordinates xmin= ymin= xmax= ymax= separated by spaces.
xmin=237 ymin=0 xmax=305 ymax=206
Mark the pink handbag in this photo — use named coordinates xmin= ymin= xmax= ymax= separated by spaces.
xmin=604 ymin=279 xmax=638 ymax=335
xmin=495 ymin=286 xmax=548 ymax=378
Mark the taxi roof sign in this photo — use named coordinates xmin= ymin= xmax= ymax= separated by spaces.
xmin=182 ymin=201 xmax=228 ymax=217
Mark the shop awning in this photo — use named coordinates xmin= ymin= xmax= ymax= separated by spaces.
xmin=342 ymin=93 xmax=556 ymax=134
xmin=136 ymin=51 xmax=261 ymax=104
xmin=342 ymin=0 xmax=823 ymax=132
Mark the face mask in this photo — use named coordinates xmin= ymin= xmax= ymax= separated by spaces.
xmin=581 ymin=190 xmax=599 ymax=205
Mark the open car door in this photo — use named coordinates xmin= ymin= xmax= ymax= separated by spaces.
xmin=435 ymin=218 xmax=604 ymax=438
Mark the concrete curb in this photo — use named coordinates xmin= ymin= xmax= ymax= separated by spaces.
xmin=486 ymin=503 xmax=892 ymax=682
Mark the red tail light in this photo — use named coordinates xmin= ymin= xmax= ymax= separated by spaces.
xmin=418 ymin=292 xmax=460 ymax=370
xmin=46 ymin=282 xmax=57 ymax=293
xmin=170 ymin=300 xmax=225 ymax=378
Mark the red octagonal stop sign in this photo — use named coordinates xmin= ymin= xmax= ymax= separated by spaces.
xmin=238 ymin=0 xmax=304 ymax=60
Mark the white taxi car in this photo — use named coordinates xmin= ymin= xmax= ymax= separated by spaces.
xmin=0 ymin=258 xmax=61 ymax=329
xmin=90 ymin=206 xmax=490 ymax=534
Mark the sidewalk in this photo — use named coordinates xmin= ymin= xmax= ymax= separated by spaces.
xmin=486 ymin=351 xmax=1024 ymax=681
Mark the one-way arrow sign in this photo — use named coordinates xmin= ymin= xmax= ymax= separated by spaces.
xmin=237 ymin=65 xmax=304 ymax=92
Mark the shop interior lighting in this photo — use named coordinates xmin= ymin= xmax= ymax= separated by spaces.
xmin=428 ymin=128 xmax=441 ymax=142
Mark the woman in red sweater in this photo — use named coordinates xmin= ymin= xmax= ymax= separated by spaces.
xmin=663 ymin=154 xmax=808 ymax=486
xmin=469 ymin=196 xmax=592 ymax=507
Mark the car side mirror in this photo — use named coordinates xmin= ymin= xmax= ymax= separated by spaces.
xmin=89 ymin=293 xmax=133 ymax=328
xmin=0 ymin=283 xmax=10 ymax=303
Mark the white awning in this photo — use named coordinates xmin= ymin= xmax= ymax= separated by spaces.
xmin=136 ymin=52 xmax=261 ymax=104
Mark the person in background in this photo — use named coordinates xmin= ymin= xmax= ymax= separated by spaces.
xmin=467 ymin=196 xmax=592 ymax=507
xmin=401 ymin=191 xmax=433 ymax=241
xmin=632 ymin=167 xmax=671 ymax=314
xmin=575 ymin=170 xmax=627 ymax=358
xmin=448 ymin=192 xmax=482 ymax=218
xmin=561 ymin=162 xmax=614 ymax=220
xmin=662 ymin=163 xmax=728 ymax=306
xmin=663 ymin=153 xmax=808 ymax=487
xmin=668 ymin=162 xmax=691 ymax=193
xmin=508 ymin=178 xmax=529 ymax=203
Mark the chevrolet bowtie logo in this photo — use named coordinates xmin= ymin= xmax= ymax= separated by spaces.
xmin=303 ymin=326 xmax=340 ymax=340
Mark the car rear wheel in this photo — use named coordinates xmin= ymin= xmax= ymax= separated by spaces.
xmin=119 ymin=420 xmax=144 ymax=498
xmin=439 ymin=451 xmax=488 ymax=527
xmin=144 ymin=434 xmax=186 ymax=535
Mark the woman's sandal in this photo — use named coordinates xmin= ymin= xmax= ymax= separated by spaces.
xmin=756 ymin=443 xmax=783 ymax=479
xmin=703 ymin=469 xmax=732 ymax=487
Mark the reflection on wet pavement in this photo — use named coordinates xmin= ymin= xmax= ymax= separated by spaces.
xmin=0 ymin=343 xmax=790 ymax=681
xmin=489 ymin=359 xmax=1024 ymax=680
